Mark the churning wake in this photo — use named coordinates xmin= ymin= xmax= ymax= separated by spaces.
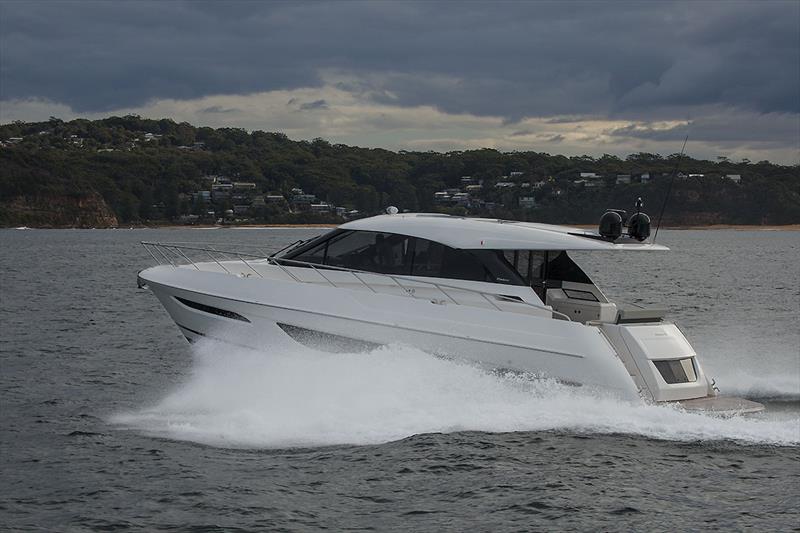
xmin=112 ymin=339 xmax=800 ymax=448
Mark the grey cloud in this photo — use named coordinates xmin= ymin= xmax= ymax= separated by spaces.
xmin=298 ymin=99 xmax=329 ymax=111
xmin=1 ymin=0 xmax=797 ymax=121
xmin=201 ymin=105 xmax=238 ymax=114
xmin=609 ymin=110 xmax=800 ymax=150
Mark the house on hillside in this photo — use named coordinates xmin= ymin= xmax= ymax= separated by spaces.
xmin=616 ymin=174 xmax=631 ymax=185
xmin=451 ymin=192 xmax=471 ymax=206
xmin=192 ymin=191 xmax=211 ymax=205
xmin=577 ymin=172 xmax=604 ymax=188
xmin=310 ymin=203 xmax=332 ymax=213
xmin=211 ymin=183 xmax=233 ymax=201
xmin=434 ymin=191 xmax=452 ymax=204
xmin=290 ymin=193 xmax=317 ymax=211
xmin=725 ymin=174 xmax=742 ymax=184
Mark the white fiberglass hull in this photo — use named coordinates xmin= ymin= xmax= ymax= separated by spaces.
xmin=140 ymin=264 xmax=644 ymax=401
xmin=138 ymin=261 xmax=764 ymax=414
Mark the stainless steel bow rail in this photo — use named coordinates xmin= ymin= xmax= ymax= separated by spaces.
xmin=140 ymin=241 xmax=571 ymax=321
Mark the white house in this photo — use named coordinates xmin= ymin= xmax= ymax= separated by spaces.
xmin=452 ymin=192 xmax=471 ymax=206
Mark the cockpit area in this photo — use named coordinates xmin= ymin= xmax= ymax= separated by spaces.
xmin=279 ymin=228 xmax=653 ymax=324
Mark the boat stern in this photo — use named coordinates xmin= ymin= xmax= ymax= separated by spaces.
xmin=599 ymin=322 xmax=764 ymax=413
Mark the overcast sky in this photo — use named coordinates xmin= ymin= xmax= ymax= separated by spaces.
xmin=1 ymin=0 xmax=798 ymax=163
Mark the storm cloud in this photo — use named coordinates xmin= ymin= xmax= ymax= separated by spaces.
xmin=1 ymin=0 xmax=798 ymax=162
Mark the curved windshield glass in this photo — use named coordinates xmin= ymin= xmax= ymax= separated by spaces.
xmin=283 ymin=230 xmax=525 ymax=285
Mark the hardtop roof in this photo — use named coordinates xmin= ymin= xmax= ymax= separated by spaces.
xmin=338 ymin=213 xmax=669 ymax=251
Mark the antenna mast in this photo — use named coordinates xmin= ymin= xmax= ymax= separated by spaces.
xmin=653 ymin=134 xmax=689 ymax=244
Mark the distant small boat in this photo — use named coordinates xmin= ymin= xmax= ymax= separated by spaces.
xmin=14 ymin=226 xmax=30 ymax=230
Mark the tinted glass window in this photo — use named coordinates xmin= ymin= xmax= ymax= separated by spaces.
xmin=653 ymin=358 xmax=697 ymax=384
xmin=326 ymin=231 xmax=411 ymax=274
xmin=502 ymin=250 xmax=546 ymax=284
xmin=291 ymin=238 xmax=328 ymax=264
xmin=410 ymin=238 xmax=445 ymax=277
xmin=545 ymin=251 xmax=592 ymax=284
xmin=410 ymin=238 xmax=522 ymax=284
xmin=442 ymin=247 xmax=488 ymax=282
xmin=290 ymin=232 xmax=525 ymax=285
xmin=470 ymin=250 xmax=526 ymax=285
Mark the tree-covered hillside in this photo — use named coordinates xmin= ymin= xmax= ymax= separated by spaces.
xmin=1 ymin=116 xmax=797 ymax=227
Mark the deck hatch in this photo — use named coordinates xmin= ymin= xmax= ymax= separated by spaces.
xmin=174 ymin=296 xmax=251 ymax=322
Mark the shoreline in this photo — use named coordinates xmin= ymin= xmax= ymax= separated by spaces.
xmin=5 ymin=223 xmax=800 ymax=231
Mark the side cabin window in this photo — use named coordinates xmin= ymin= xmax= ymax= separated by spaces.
xmin=502 ymin=249 xmax=593 ymax=302
xmin=290 ymin=230 xmax=410 ymax=274
xmin=283 ymin=230 xmax=525 ymax=285
xmin=545 ymin=251 xmax=592 ymax=284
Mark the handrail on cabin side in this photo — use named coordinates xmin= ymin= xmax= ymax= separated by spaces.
xmin=140 ymin=241 xmax=571 ymax=321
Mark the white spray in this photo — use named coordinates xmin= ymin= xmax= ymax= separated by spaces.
xmin=112 ymin=338 xmax=800 ymax=448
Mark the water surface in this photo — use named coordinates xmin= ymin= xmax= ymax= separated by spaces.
xmin=1 ymin=228 xmax=798 ymax=530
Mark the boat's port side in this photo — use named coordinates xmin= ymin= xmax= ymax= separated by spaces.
xmin=138 ymin=266 xmax=643 ymax=399
xmin=598 ymin=322 xmax=712 ymax=402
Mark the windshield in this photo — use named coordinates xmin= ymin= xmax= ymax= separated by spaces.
xmin=283 ymin=230 xmax=526 ymax=285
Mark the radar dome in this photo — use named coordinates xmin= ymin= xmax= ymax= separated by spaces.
xmin=599 ymin=210 xmax=623 ymax=241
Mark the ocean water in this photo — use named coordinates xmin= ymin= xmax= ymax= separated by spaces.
xmin=1 ymin=227 xmax=798 ymax=530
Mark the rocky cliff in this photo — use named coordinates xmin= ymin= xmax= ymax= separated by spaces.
xmin=0 ymin=192 xmax=119 ymax=228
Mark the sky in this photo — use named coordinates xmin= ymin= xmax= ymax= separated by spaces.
xmin=1 ymin=0 xmax=798 ymax=164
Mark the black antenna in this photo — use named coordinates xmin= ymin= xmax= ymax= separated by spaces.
xmin=653 ymin=134 xmax=689 ymax=244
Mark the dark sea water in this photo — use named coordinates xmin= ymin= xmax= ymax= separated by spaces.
xmin=1 ymin=227 xmax=799 ymax=531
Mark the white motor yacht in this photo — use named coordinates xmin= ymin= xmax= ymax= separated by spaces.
xmin=137 ymin=211 xmax=763 ymax=414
